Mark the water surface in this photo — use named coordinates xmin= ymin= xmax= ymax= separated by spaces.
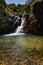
xmin=0 ymin=35 xmax=43 ymax=65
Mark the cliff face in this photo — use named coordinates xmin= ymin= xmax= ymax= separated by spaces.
xmin=0 ymin=0 xmax=16 ymax=35
xmin=0 ymin=0 xmax=43 ymax=35
xmin=23 ymin=1 xmax=43 ymax=35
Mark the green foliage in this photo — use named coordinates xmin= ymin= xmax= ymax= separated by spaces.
xmin=8 ymin=3 xmax=16 ymax=10
xmin=0 ymin=0 xmax=15 ymax=34
xmin=0 ymin=0 xmax=43 ymax=35
xmin=25 ymin=4 xmax=31 ymax=13
xmin=8 ymin=4 xmax=27 ymax=16
xmin=24 ymin=0 xmax=43 ymax=35
xmin=26 ymin=0 xmax=42 ymax=4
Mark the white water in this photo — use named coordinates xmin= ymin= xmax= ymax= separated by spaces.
xmin=15 ymin=18 xmax=24 ymax=33
xmin=3 ymin=18 xmax=25 ymax=36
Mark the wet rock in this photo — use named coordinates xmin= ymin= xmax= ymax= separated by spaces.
xmin=11 ymin=16 xmax=21 ymax=32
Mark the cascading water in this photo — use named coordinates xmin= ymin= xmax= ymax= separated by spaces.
xmin=4 ymin=17 xmax=25 ymax=36
xmin=15 ymin=18 xmax=24 ymax=33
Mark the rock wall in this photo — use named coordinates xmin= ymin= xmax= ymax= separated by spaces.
xmin=23 ymin=1 xmax=43 ymax=35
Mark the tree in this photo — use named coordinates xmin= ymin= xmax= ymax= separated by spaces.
xmin=8 ymin=3 xmax=16 ymax=10
xmin=26 ymin=0 xmax=42 ymax=4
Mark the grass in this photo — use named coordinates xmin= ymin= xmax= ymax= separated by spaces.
xmin=0 ymin=35 xmax=43 ymax=65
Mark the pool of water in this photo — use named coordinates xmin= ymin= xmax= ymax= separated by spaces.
xmin=0 ymin=35 xmax=43 ymax=65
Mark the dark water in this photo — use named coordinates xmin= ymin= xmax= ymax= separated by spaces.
xmin=0 ymin=35 xmax=43 ymax=65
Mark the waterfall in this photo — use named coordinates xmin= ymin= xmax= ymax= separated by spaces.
xmin=15 ymin=18 xmax=24 ymax=33
xmin=3 ymin=17 xmax=25 ymax=36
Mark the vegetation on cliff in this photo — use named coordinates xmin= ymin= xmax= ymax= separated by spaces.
xmin=0 ymin=0 xmax=43 ymax=35
xmin=23 ymin=0 xmax=43 ymax=35
xmin=0 ymin=0 xmax=16 ymax=34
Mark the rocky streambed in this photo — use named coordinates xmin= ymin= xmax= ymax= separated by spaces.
xmin=0 ymin=35 xmax=43 ymax=65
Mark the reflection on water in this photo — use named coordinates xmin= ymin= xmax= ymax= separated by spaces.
xmin=0 ymin=35 xmax=43 ymax=65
